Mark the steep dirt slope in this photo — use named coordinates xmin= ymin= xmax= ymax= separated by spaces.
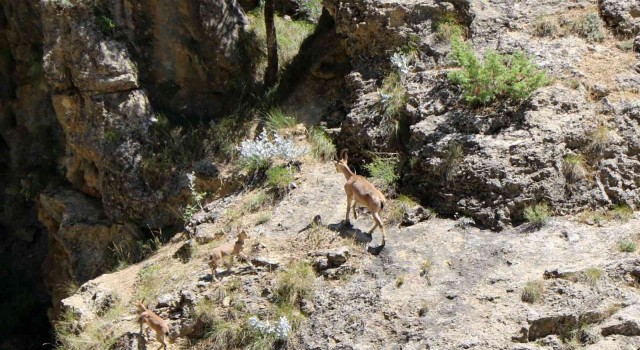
xmin=61 ymin=160 xmax=640 ymax=350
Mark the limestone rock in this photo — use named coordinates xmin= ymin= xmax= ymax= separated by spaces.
xmin=193 ymin=223 xmax=218 ymax=245
xmin=599 ymin=0 xmax=640 ymax=36
xmin=110 ymin=332 xmax=145 ymax=350
xmin=401 ymin=206 xmax=434 ymax=227
xmin=527 ymin=312 xmax=578 ymax=341
xmin=38 ymin=190 xmax=136 ymax=317
xmin=601 ymin=305 xmax=640 ymax=337
xmin=173 ymin=240 xmax=195 ymax=263
xmin=326 ymin=246 xmax=350 ymax=267
xmin=251 ymin=257 xmax=281 ymax=270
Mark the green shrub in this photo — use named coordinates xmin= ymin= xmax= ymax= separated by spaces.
xmin=212 ymin=115 xmax=248 ymax=160
xmin=610 ymin=204 xmax=633 ymax=222
xmin=96 ymin=15 xmax=116 ymax=36
xmin=200 ymin=319 xmax=268 ymax=350
xmin=524 ymin=203 xmax=551 ymax=227
xmin=297 ymin=0 xmax=323 ymax=21
xmin=569 ymin=13 xmax=604 ymax=43
xmin=618 ymin=239 xmax=637 ymax=253
xmin=264 ymin=108 xmax=297 ymax=133
xmin=435 ymin=22 xmax=466 ymax=42
xmin=434 ymin=12 xmax=466 ymax=42
xmin=274 ymin=262 xmax=315 ymax=307
xmin=379 ymin=71 xmax=407 ymax=119
xmin=135 ymin=264 xmax=162 ymax=301
xmin=440 ymin=142 xmax=464 ymax=180
xmin=308 ymin=127 xmax=336 ymax=161
xmin=364 ymin=155 xmax=399 ymax=191
xmin=386 ymin=195 xmax=420 ymax=225
xmin=448 ymin=37 xmax=550 ymax=105
xmin=563 ymin=154 xmax=588 ymax=182
xmin=240 ymin=156 xmax=271 ymax=174
xmin=521 ymin=280 xmax=544 ymax=303
xmin=266 ymin=165 xmax=295 ymax=192
xmin=617 ymin=39 xmax=635 ymax=51
xmin=255 ymin=212 xmax=272 ymax=225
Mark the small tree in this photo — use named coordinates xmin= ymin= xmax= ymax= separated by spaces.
xmin=264 ymin=0 xmax=279 ymax=87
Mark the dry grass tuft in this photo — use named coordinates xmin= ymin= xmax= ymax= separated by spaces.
xmin=521 ymin=280 xmax=544 ymax=303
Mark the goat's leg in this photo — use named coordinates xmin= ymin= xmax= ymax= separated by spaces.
xmin=210 ymin=261 xmax=219 ymax=281
xmin=226 ymin=255 xmax=235 ymax=272
xmin=238 ymin=252 xmax=252 ymax=266
xmin=352 ymin=203 xmax=358 ymax=219
xmin=345 ymin=195 xmax=353 ymax=225
xmin=372 ymin=211 xmax=385 ymax=245
xmin=155 ymin=333 xmax=168 ymax=350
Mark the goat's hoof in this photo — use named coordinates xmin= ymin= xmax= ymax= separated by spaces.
xmin=344 ymin=220 xmax=352 ymax=227
xmin=366 ymin=243 xmax=385 ymax=256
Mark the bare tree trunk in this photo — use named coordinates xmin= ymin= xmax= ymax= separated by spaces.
xmin=264 ymin=0 xmax=278 ymax=87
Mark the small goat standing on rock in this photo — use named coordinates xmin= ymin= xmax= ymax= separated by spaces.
xmin=137 ymin=299 xmax=170 ymax=350
xmin=334 ymin=149 xmax=387 ymax=245
xmin=209 ymin=230 xmax=251 ymax=281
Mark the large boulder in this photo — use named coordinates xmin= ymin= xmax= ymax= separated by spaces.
xmin=38 ymin=190 xmax=138 ymax=317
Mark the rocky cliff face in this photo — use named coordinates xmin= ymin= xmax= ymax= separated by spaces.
xmin=1 ymin=0 xmax=258 ymax=347
xmin=2 ymin=0 xmax=640 ymax=349
xmin=332 ymin=0 xmax=640 ymax=230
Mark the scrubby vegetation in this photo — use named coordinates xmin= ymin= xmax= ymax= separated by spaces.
xmin=533 ymin=15 xmax=559 ymax=37
xmin=524 ymin=203 xmax=551 ymax=227
xmin=563 ymin=154 xmax=588 ymax=182
xmin=521 ymin=280 xmax=544 ymax=303
xmin=264 ymin=108 xmax=297 ymax=133
xmin=587 ymin=125 xmax=614 ymax=154
xmin=274 ymin=261 xmax=316 ymax=307
xmin=266 ymin=165 xmax=295 ymax=193
xmin=448 ymin=37 xmax=550 ymax=105
xmin=618 ymin=238 xmax=637 ymax=253
xmin=364 ymin=155 xmax=399 ymax=193
xmin=308 ymin=127 xmax=336 ymax=161
xmin=54 ymin=303 xmax=125 ymax=349
xmin=568 ymin=13 xmax=605 ymax=43
xmin=386 ymin=194 xmax=419 ymax=225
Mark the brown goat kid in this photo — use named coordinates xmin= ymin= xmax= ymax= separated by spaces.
xmin=334 ymin=149 xmax=387 ymax=245
xmin=208 ymin=230 xmax=251 ymax=281
xmin=137 ymin=300 xmax=170 ymax=350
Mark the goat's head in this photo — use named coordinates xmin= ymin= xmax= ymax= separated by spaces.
xmin=137 ymin=299 xmax=147 ymax=312
xmin=237 ymin=229 xmax=249 ymax=240
xmin=334 ymin=149 xmax=349 ymax=173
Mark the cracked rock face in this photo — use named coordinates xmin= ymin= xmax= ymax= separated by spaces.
xmin=329 ymin=0 xmax=640 ymax=229
xmin=38 ymin=190 xmax=137 ymax=317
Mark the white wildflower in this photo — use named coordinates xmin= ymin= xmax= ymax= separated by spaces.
xmin=238 ymin=131 xmax=308 ymax=163
xmin=390 ymin=52 xmax=411 ymax=75
xmin=247 ymin=315 xmax=291 ymax=340
xmin=275 ymin=316 xmax=291 ymax=340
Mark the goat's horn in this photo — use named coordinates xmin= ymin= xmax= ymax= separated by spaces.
xmin=340 ymin=148 xmax=348 ymax=161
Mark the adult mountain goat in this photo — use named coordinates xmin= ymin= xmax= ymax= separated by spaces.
xmin=334 ymin=149 xmax=387 ymax=245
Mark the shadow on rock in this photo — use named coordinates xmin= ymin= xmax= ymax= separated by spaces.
xmin=327 ymin=221 xmax=372 ymax=244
